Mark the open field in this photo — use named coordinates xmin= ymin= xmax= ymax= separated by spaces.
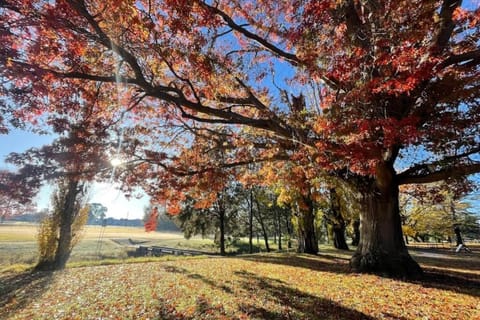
xmin=0 ymin=223 xmax=274 ymax=268
xmin=0 ymin=223 xmax=187 ymax=242
xmin=0 ymin=223 xmax=204 ymax=267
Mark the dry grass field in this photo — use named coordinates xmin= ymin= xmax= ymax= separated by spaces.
xmin=0 ymin=223 xmax=214 ymax=268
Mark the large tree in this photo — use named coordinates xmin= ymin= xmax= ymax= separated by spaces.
xmin=1 ymin=1 xmax=479 ymax=277
xmin=36 ymin=177 xmax=89 ymax=271
xmin=3 ymin=94 xmax=119 ymax=270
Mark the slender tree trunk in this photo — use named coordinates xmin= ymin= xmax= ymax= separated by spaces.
xmin=259 ymin=219 xmax=270 ymax=252
xmin=254 ymin=200 xmax=270 ymax=252
xmin=277 ymin=210 xmax=282 ymax=251
xmin=296 ymin=196 xmax=318 ymax=254
xmin=285 ymin=213 xmax=293 ymax=249
xmin=350 ymin=164 xmax=422 ymax=278
xmin=351 ymin=219 xmax=360 ymax=246
xmin=329 ymin=189 xmax=349 ymax=250
xmin=249 ymin=189 xmax=254 ymax=254
xmin=218 ymin=208 xmax=226 ymax=256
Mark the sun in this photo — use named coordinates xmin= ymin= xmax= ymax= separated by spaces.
xmin=110 ymin=157 xmax=122 ymax=167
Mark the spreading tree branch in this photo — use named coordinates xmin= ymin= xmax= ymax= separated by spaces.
xmin=398 ymin=162 xmax=480 ymax=185
xmin=434 ymin=0 xmax=462 ymax=50
xmin=198 ymin=1 xmax=300 ymax=65
xmin=398 ymin=147 xmax=480 ymax=185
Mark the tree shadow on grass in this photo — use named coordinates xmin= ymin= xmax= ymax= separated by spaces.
xmin=412 ymin=269 xmax=480 ymax=298
xmin=0 ymin=270 xmax=54 ymax=320
xmin=162 ymin=265 xmax=234 ymax=294
xmin=156 ymin=295 xmax=232 ymax=320
xmin=241 ymin=252 xmax=480 ymax=298
xmin=239 ymin=253 xmax=351 ymax=274
xmin=156 ymin=266 xmax=374 ymax=320
xmin=408 ymin=248 xmax=480 ymax=297
xmin=234 ymin=270 xmax=375 ymax=320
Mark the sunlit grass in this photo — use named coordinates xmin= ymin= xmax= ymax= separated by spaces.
xmin=1 ymin=223 xmax=479 ymax=319
xmin=2 ymin=253 xmax=479 ymax=320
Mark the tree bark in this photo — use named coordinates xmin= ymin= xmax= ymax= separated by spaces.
xmin=253 ymin=199 xmax=270 ymax=252
xmin=333 ymin=225 xmax=349 ymax=250
xmin=248 ymin=189 xmax=254 ymax=254
xmin=296 ymin=196 xmax=318 ymax=254
xmin=330 ymin=189 xmax=349 ymax=250
xmin=351 ymin=219 xmax=360 ymax=246
xmin=350 ymin=164 xmax=422 ymax=278
xmin=285 ymin=213 xmax=293 ymax=249
xmin=218 ymin=207 xmax=226 ymax=256
xmin=53 ymin=179 xmax=79 ymax=270
xmin=276 ymin=210 xmax=282 ymax=251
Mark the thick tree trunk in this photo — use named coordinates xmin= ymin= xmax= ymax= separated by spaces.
xmin=296 ymin=197 xmax=318 ymax=254
xmin=351 ymin=219 xmax=360 ymax=246
xmin=350 ymin=164 xmax=422 ymax=278
xmin=53 ymin=180 xmax=79 ymax=270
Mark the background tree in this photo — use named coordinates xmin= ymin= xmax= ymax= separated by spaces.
xmin=401 ymin=183 xmax=480 ymax=243
xmin=172 ymin=185 xmax=244 ymax=255
xmin=143 ymin=204 xmax=179 ymax=232
xmin=1 ymin=0 xmax=479 ymax=278
xmin=88 ymin=202 xmax=108 ymax=225
xmin=325 ymin=189 xmax=349 ymax=250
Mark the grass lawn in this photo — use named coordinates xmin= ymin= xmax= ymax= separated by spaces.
xmin=1 ymin=249 xmax=479 ymax=320
xmin=1 ymin=223 xmax=479 ymax=319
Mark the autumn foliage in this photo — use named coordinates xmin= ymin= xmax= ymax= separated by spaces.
xmin=144 ymin=207 xmax=159 ymax=232
xmin=1 ymin=0 xmax=479 ymax=277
